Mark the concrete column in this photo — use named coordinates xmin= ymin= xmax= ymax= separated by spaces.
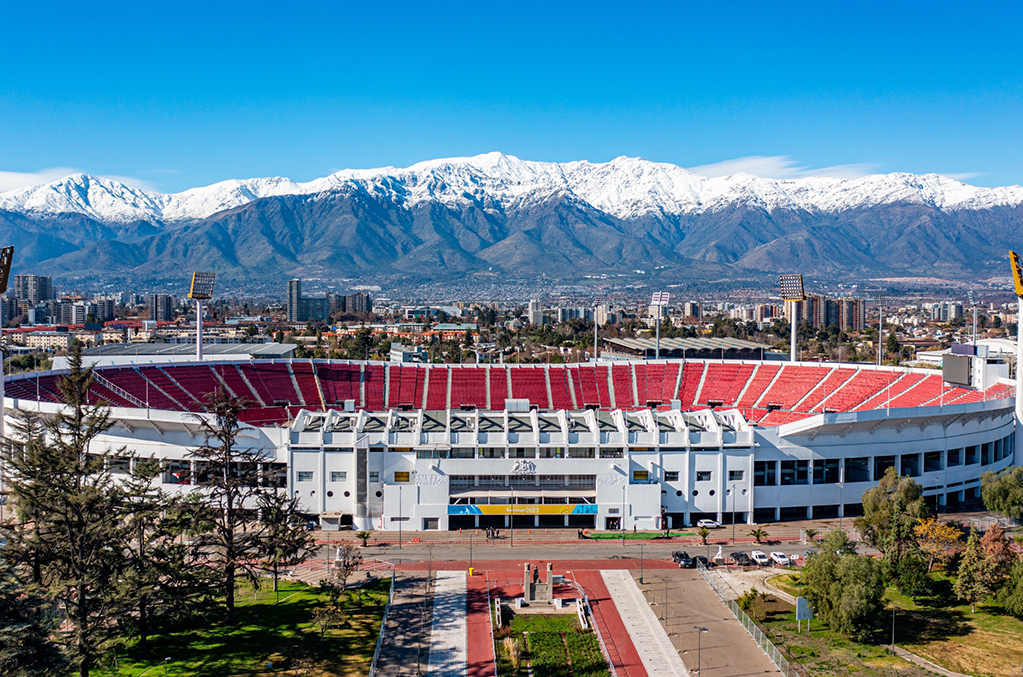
xmin=1016 ymin=297 xmax=1023 ymax=465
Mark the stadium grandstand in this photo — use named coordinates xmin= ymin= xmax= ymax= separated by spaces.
xmin=3 ymin=356 xmax=1018 ymax=532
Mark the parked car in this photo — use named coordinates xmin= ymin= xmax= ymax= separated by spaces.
xmin=804 ymin=549 xmax=817 ymax=559
xmin=697 ymin=519 xmax=721 ymax=529
xmin=729 ymin=551 xmax=752 ymax=566
xmin=678 ymin=553 xmax=694 ymax=569
xmin=303 ymin=520 xmax=318 ymax=531
xmin=694 ymin=555 xmax=712 ymax=568
xmin=750 ymin=550 xmax=770 ymax=566
xmin=769 ymin=552 xmax=791 ymax=566
xmin=789 ymin=553 xmax=802 ymax=563
xmin=671 ymin=550 xmax=690 ymax=564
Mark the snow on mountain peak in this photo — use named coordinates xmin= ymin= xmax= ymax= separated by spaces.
xmin=1 ymin=154 xmax=1021 ymax=223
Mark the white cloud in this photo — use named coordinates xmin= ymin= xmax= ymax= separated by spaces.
xmin=938 ymin=172 xmax=984 ymax=181
xmin=688 ymin=155 xmax=876 ymax=180
xmin=0 ymin=167 xmax=161 ymax=193
xmin=0 ymin=167 xmax=80 ymax=192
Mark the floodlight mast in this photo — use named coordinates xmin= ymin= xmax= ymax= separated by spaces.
xmin=651 ymin=292 xmax=670 ymax=360
xmin=187 ymin=272 xmax=216 ymax=361
xmin=1008 ymin=251 xmax=1023 ymax=466
xmin=968 ymin=290 xmax=977 ymax=347
xmin=0 ymin=246 xmax=14 ymax=488
xmin=874 ymin=294 xmax=887 ymax=366
xmin=779 ymin=274 xmax=805 ymax=363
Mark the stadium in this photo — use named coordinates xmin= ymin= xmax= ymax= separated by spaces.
xmin=4 ymin=356 xmax=1018 ymax=532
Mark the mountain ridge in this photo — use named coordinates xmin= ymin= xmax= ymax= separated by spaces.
xmin=3 ymin=153 xmax=1022 ymax=224
xmin=1 ymin=153 xmax=1022 ymax=287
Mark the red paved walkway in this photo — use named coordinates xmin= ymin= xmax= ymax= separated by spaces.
xmin=466 ymin=575 xmax=497 ymax=677
xmin=572 ymin=570 xmax=649 ymax=677
xmin=395 ymin=559 xmax=678 ymax=572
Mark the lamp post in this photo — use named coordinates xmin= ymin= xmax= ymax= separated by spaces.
xmin=779 ymin=274 xmax=805 ymax=363
xmin=622 ymin=483 xmax=626 ymax=547
xmin=968 ymin=290 xmax=978 ymax=347
xmin=1013 ymin=251 xmax=1023 ymax=465
xmin=398 ymin=484 xmax=402 ymax=550
xmin=692 ymin=626 xmax=708 ymax=673
xmin=187 ymin=271 xmax=216 ymax=361
xmin=730 ymin=483 xmax=736 ymax=545
xmin=164 ymin=657 xmax=172 ymax=676
xmin=891 ymin=605 xmax=898 ymax=655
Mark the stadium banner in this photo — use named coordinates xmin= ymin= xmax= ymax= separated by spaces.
xmin=448 ymin=504 xmax=598 ymax=516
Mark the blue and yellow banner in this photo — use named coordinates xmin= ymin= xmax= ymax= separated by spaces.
xmin=448 ymin=504 xmax=598 ymax=515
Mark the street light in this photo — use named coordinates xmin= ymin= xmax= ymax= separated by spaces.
xmin=1010 ymin=251 xmax=1023 ymax=460
xmin=779 ymin=274 xmax=804 ymax=363
xmin=730 ymin=483 xmax=736 ymax=545
xmin=164 ymin=656 xmax=172 ymax=676
xmin=187 ymin=271 xmax=216 ymax=361
xmin=692 ymin=626 xmax=709 ymax=673
xmin=651 ymin=292 xmax=670 ymax=360
xmin=968 ymin=289 xmax=978 ymax=347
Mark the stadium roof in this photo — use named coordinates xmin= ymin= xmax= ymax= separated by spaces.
xmin=602 ymin=336 xmax=769 ymax=359
xmin=84 ymin=342 xmax=295 ymax=358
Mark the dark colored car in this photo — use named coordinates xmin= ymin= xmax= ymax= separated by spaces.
xmin=671 ymin=550 xmax=690 ymax=563
xmin=694 ymin=556 xmax=712 ymax=568
xmin=677 ymin=553 xmax=694 ymax=569
xmin=729 ymin=551 xmax=752 ymax=566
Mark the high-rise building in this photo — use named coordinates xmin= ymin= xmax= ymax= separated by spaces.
xmin=528 ymin=299 xmax=543 ymax=325
xmin=838 ymin=299 xmax=865 ymax=332
xmin=287 ymin=279 xmax=303 ymax=322
xmin=147 ymin=294 xmax=174 ymax=322
xmin=344 ymin=292 xmax=373 ymax=315
xmin=683 ymin=301 xmax=702 ymax=320
xmin=13 ymin=274 xmax=54 ymax=305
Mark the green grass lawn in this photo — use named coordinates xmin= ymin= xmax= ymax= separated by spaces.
xmin=587 ymin=531 xmax=695 ymax=540
xmin=761 ymin=571 xmax=1023 ymax=676
xmin=495 ymin=610 xmax=608 ymax=677
xmin=95 ymin=579 xmax=390 ymax=677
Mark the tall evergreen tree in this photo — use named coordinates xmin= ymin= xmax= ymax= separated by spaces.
xmin=0 ymin=554 xmax=67 ymax=677
xmin=954 ymin=529 xmax=992 ymax=613
xmin=1 ymin=346 xmax=131 ymax=677
xmin=188 ymin=387 xmax=271 ymax=622
xmin=256 ymin=490 xmax=314 ymax=602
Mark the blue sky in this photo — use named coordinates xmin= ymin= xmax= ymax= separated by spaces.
xmin=1 ymin=1 xmax=1021 ymax=192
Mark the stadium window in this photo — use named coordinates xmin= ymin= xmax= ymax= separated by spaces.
xmin=780 ymin=460 xmax=808 ymax=485
xmin=874 ymin=456 xmax=895 ymax=479
xmin=330 ymin=471 xmax=347 ymax=483
xmin=965 ymin=446 xmax=979 ymax=465
xmin=924 ymin=451 xmax=943 ymax=473
xmin=369 ymin=471 xmax=380 ymax=483
xmin=450 ymin=448 xmax=475 ymax=459
xmin=297 ymin=471 xmax=314 ymax=482
xmin=696 ymin=471 xmax=712 ymax=482
xmin=479 ymin=448 xmax=504 ymax=459
xmin=539 ymin=447 xmax=564 ymax=459
xmin=664 ymin=471 xmax=680 ymax=482
xmin=844 ymin=457 xmax=870 ymax=483
xmin=753 ymin=461 xmax=776 ymax=486
xmin=394 ymin=471 xmax=410 ymax=483
xmin=981 ymin=442 xmax=993 ymax=465
xmin=632 ymin=470 xmax=649 ymax=482
xmin=947 ymin=448 xmax=962 ymax=467
xmin=812 ymin=459 xmax=840 ymax=484
xmin=600 ymin=448 xmax=624 ymax=459
xmin=569 ymin=447 xmax=596 ymax=459
xmin=509 ymin=447 xmax=536 ymax=458
xmin=728 ymin=470 xmax=744 ymax=482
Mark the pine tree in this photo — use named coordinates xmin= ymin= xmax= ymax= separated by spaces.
xmin=188 ymin=387 xmax=272 ymax=622
xmin=1 ymin=346 xmax=132 ymax=677
xmin=257 ymin=491 xmax=314 ymax=602
xmin=0 ymin=554 xmax=67 ymax=677
xmin=954 ymin=529 xmax=991 ymax=613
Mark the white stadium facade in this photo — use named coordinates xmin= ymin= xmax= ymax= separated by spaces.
xmin=4 ymin=350 xmax=1020 ymax=532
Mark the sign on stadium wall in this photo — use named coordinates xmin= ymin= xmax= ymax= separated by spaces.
xmin=448 ymin=504 xmax=599 ymax=515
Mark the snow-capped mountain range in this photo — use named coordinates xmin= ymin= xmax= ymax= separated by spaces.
xmin=2 ymin=152 xmax=1021 ymax=224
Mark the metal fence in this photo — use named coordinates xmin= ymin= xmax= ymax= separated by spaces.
xmin=367 ymin=572 xmax=397 ymax=677
xmin=696 ymin=562 xmax=798 ymax=677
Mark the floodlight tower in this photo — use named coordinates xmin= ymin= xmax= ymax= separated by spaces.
xmin=874 ymin=294 xmax=887 ymax=366
xmin=779 ymin=274 xmax=805 ymax=363
xmin=968 ymin=290 xmax=978 ymax=347
xmin=187 ymin=272 xmax=216 ymax=361
xmin=651 ymin=291 xmax=670 ymax=360
xmin=0 ymin=246 xmax=14 ymax=494
xmin=1008 ymin=251 xmax=1023 ymax=465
